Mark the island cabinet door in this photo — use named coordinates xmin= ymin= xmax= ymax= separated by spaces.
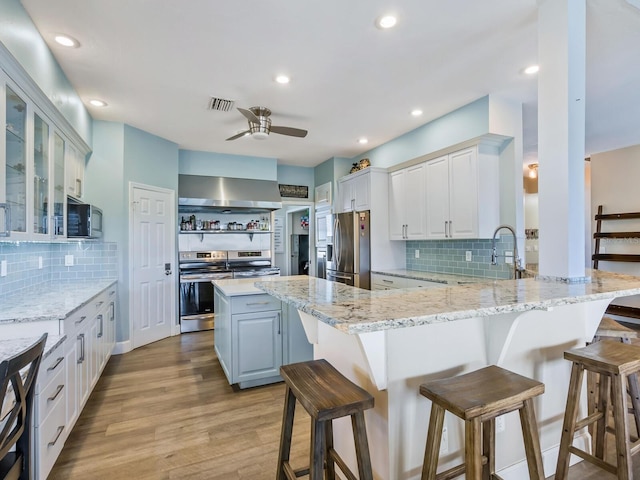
xmin=232 ymin=310 xmax=282 ymax=383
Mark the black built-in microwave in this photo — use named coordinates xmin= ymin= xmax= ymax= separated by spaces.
xmin=67 ymin=199 xmax=103 ymax=238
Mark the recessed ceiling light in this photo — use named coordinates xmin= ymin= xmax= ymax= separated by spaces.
xmin=54 ymin=34 xmax=80 ymax=48
xmin=358 ymin=138 xmax=368 ymax=145
xmin=376 ymin=15 xmax=397 ymax=29
xmin=275 ymin=75 xmax=290 ymax=84
xmin=524 ymin=65 xmax=539 ymax=75
xmin=89 ymin=99 xmax=108 ymax=107
xmin=411 ymin=109 xmax=423 ymax=117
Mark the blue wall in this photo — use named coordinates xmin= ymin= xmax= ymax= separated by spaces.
xmin=124 ymin=125 xmax=179 ymax=191
xmin=0 ymin=0 xmax=93 ymax=145
xmin=277 ymin=165 xmax=315 ymax=199
xmin=354 ymin=96 xmax=490 ymax=168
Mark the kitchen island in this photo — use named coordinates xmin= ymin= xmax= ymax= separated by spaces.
xmin=255 ymin=271 xmax=640 ymax=480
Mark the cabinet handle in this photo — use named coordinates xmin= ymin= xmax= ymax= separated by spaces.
xmin=97 ymin=314 xmax=104 ymax=338
xmin=48 ymin=426 xmax=65 ymax=447
xmin=76 ymin=178 xmax=82 ymax=197
xmin=382 ymin=279 xmax=393 ymax=284
xmin=47 ymin=384 xmax=64 ymax=402
xmin=449 ymin=220 xmax=452 ymax=237
xmin=109 ymin=302 xmax=115 ymax=321
xmin=277 ymin=312 xmax=281 ymax=335
xmin=75 ymin=315 xmax=87 ymax=325
xmin=96 ymin=301 xmax=104 ymax=307
xmin=77 ymin=334 xmax=85 ymax=363
xmin=109 ymin=290 xmax=116 ymax=296
xmin=0 ymin=203 xmax=11 ymax=237
xmin=47 ymin=356 xmax=64 ymax=372
xmin=245 ymin=301 xmax=270 ymax=306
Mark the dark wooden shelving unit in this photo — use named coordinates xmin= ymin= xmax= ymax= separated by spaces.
xmin=593 ymin=205 xmax=640 ymax=319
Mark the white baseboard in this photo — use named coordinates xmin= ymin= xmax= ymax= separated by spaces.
xmin=112 ymin=340 xmax=132 ymax=355
xmin=172 ymin=324 xmax=181 ymax=336
xmin=497 ymin=432 xmax=590 ymax=480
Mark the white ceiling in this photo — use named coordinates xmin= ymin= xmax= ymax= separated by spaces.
xmin=19 ymin=0 xmax=640 ymax=168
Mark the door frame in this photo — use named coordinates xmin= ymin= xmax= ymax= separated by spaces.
xmin=128 ymin=181 xmax=179 ymax=351
xmin=281 ymin=200 xmax=315 ymax=277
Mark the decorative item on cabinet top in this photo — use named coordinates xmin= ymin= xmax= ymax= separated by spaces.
xmin=350 ymin=158 xmax=371 ymax=173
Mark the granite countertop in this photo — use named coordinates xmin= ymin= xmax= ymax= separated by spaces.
xmin=372 ymin=269 xmax=487 ymax=285
xmin=254 ymin=270 xmax=640 ymax=334
xmin=0 ymin=279 xmax=117 ymax=325
xmin=213 ymin=276 xmax=305 ymax=297
xmin=0 ymin=334 xmax=66 ymax=364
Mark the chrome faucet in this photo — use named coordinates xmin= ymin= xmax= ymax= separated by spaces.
xmin=491 ymin=224 xmax=525 ymax=279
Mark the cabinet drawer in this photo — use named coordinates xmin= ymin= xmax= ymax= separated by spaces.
xmin=36 ymin=389 xmax=67 ymax=480
xmin=231 ymin=294 xmax=281 ymax=314
xmin=37 ymin=364 xmax=66 ymax=423
xmin=36 ymin=344 xmax=65 ymax=394
xmin=371 ymin=274 xmax=407 ymax=290
xmin=404 ymin=279 xmax=447 ymax=289
xmin=62 ymin=302 xmax=93 ymax=335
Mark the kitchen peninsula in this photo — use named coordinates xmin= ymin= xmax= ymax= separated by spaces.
xmin=255 ymin=272 xmax=640 ymax=480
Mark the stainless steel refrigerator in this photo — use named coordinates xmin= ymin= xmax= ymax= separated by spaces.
xmin=326 ymin=210 xmax=370 ymax=289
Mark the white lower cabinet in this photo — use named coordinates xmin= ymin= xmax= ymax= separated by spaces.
xmin=33 ymin=284 xmax=117 ymax=480
xmin=214 ymin=288 xmax=312 ymax=389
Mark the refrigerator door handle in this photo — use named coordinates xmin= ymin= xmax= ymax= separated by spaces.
xmin=334 ymin=216 xmax=341 ymax=267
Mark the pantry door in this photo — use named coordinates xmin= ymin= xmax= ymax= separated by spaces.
xmin=130 ymin=183 xmax=177 ymax=349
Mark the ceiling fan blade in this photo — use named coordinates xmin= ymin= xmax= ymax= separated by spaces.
xmin=237 ymin=107 xmax=260 ymax=124
xmin=271 ymin=125 xmax=308 ymax=138
xmin=225 ymin=130 xmax=250 ymax=141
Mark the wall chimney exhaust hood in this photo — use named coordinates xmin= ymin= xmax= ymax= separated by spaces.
xmin=178 ymin=175 xmax=282 ymax=212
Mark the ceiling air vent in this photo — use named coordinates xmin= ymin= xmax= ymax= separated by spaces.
xmin=208 ymin=97 xmax=235 ymax=112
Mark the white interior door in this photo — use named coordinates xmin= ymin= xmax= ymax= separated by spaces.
xmin=130 ymin=183 xmax=176 ymax=349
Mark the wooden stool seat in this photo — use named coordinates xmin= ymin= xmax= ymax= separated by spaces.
xmin=555 ymin=340 xmax=640 ymax=480
xmin=420 ymin=365 xmax=545 ymax=480
xmin=595 ymin=316 xmax=639 ymax=341
xmin=277 ymin=359 xmax=374 ymax=480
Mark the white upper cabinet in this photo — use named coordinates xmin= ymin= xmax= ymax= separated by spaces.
xmin=0 ymin=68 xmax=89 ymax=240
xmin=66 ymin=142 xmax=85 ymax=200
xmin=338 ymin=168 xmax=371 ymax=213
xmin=425 ymin=145 xmax=499 ymax=239
xmin=388 ymin=162 xmax=427 ymax=240
xmin=314 ymin=182 xmax=332 ymax=208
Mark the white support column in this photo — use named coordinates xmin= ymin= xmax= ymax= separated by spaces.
xmin=537 ymin=0 xmax=587 ymax=280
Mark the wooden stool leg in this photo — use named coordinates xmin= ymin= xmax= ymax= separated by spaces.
xmin=465 ymin=417 xmax=483 ymax=480
xmin=594 ymin=373 xmax=611 ymax=459
xmin=324 ymin=420 xmax=335 ymax=480
xmin=351 ymin=411 xmax=374 ymax=480
xmin=519 ymin=398 xmax=544 ymax=480
xmin=277 ymin=386 xmax=297 ymax=480
xmin=310 ymin=419 xmax=326 ymax=480
xmin=611 ymin=373 xmax=633 ymax=480
xmin=587 ymin=369 xmax=598 ymax=438
xmin=481 ymin=419 xmax=495 ymax=480
xmin=627 ymin=372 xmax=640 ymax=436
xmin=421 ymin=403 xmax=445 ymax=480
xmin=555 ymin=361 xmax=584 ymax=480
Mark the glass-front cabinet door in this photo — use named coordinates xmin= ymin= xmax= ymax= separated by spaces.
xmin=52 ymin=132 xmax=66 ymax=237
xmin=4 ymin=84 xmax=28 ymax=238
xmin=33 ymin=112 xmax=50 ymax=236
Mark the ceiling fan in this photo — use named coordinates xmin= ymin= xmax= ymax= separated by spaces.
xmin=226 ymin=106 xmax=308 ymax=141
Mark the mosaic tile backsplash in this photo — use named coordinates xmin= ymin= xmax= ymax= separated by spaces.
xmin=0 ymin=242 xmax=118 ymax=296
xmin=406 ymin=235 xmax=515 ymax=279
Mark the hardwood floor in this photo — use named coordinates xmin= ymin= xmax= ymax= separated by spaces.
xmin=49 ymin=331 xmax=310 ymax=480
xmin=49 ymin=330 xmax=639 ymax=479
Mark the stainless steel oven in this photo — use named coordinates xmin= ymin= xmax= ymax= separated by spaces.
xmin=228 ymin=250 xmax=280 ymax=278
xmin=179 ymin=251 xmax=231 ymax=333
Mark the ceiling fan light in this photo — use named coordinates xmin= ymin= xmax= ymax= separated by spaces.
xmin=524 ymin=65 xmax=539 ymax=75
xmin=252 ymin=131 xmax=269 ymax=140
xmin=275 ymin=75 xmax=290 ymax=84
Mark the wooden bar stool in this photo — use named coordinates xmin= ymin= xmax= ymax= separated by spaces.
xmin=588 ymin=316 xmax=640 ymax=437
xmin=555 ymin=340 xmax=640 ymax=480
xmin=276 ymin=359 xmax=375 ymax=480
xmin=420 ymin=365 xmax=545 ymax=480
